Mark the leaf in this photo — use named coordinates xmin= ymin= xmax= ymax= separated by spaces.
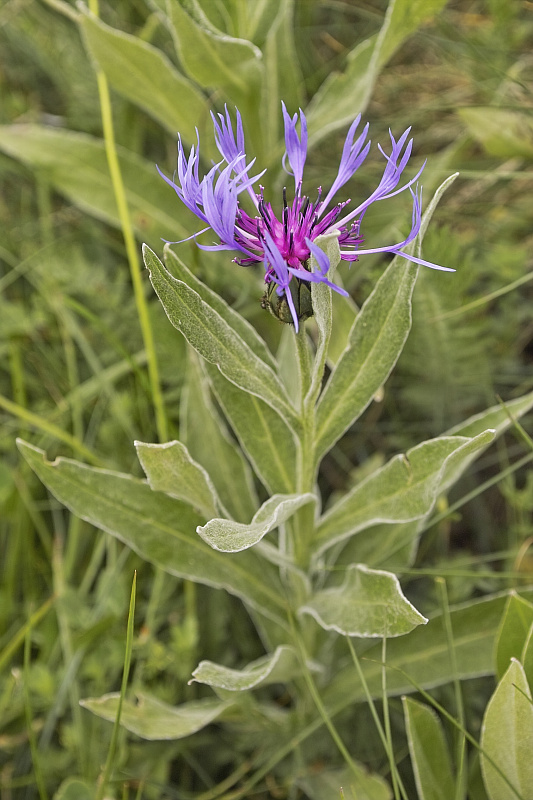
xmin=198 ymin=493 xmax=315 ymax=553
xmin=521 ymin=623 xmax=533 ymax=692
xmin=18 ymin=440 xmax=287 ymax=624
xmin=327 ymin=289 xmax=360 ymax=368
xmin=79 ymin=11 xmax=208 ymax=142
xmin=314 ymin=172 xmax=456 ymax=462
xmin=167 ymin=0 xmax=262 ymax=102
xmin=181 ymin=351 xmax=258 ymax=523
xmin=0 ymin=125 xmax=187 ymax=243
xmin=191 ymin=645 xmax=311 ymax=691
xmin=205 ymin=362 xmax=298 ymax=495
xmin=402 ymin=697 xmax=455 ymax=800
xmin=144 ymin=245 xmax=298 ymax=427
xmin=459 ymin=108 xmax=533 ymax=159
xmin=323 ymin=589 xmax=533 ymax=711
xmin=307 ymin=0 xmax=448 ymax=145
xmin=480 ymin=659 xmax=533 ymax=800
xmin=306 ymin=232 xmax=341 ymax=406
xmin=135 ymin=439 xmax=221 ymax=519
xmin=261 ymin=0 xmax=303 ymax=151
xmin=494 ymin=593 xmax=533 ymax=680
xmin=314 ymin=259 xmax=418 ymax=461
xmin=297 ymin=765 xmax=391 ymax=800
xmin=164 ymin=246 xmax=277 ymax=371
xmin=54 ymin=779 xmax=93 ymax=800
xmin=445 ymin=390 xmax=533 ymax=440
xmin=81 ymin=692 xmax=231 ymax=740
xmin=300 ymin=564 xmax=427 ymax=638
xmin=314 ymin=432 xmax=494 ymax=558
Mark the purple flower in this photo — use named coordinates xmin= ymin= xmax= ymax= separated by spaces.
xmin=159 ymin=105 xmax=454 ymax=331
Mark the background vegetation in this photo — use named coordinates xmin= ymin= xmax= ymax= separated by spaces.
xmin=1 ymin=0 xmax=533 ymax=797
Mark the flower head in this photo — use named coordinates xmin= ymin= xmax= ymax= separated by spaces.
xmin=159 ymin=105 xmax=453 ymax=331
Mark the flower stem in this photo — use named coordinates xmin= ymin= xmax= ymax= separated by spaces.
xmin=290 ymin=325 xmax=317 ymax=573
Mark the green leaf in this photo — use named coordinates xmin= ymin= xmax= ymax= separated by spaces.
xmin=446 ymin=390 xmax=533 ymax=440
xmin=181 ymin=351 xmax=258 ymax=522
xmin=191 ymin=645 xmax=310 ymax=691
xmin=164 ymin=246 xmax=277 ymax=371
xmin=18 ymin=440 xmax=287 ymax=624
xmin=521 ymin=623 xmax=533 ymax=692
xmin=327 ymin=289 xmax=360 ymax=368
xmin=81 ymin=692 xmax=231 ymax=740
xmin=167 ymin=0 xmax=262 ymax=102
xmin=0 ymin=125 xmax=187 ymax=243
xmin=205 ymin=362 xmax=298 ymax=495
xmin=198 ymin=493 xmax=315 ymax=553
xmin=402 ymin=697 xmax=455 ymax=800
xmin=300 ymin=564 xmax=427 ymax=638
xmin=494 ymin=593 xmax=533 ymax=680
xmin=314 ymin=260 xmax=418 ymax=461
xmin=314 ymin=432 xmax=494 ymax=558
xmin=144 ymin=245 xmax=298 ymax=427
xmin=135 ymin=439 xmax=221 ymax=519
xmin=307 ymin=0 xmax=448 ymax=145
xmin=306 ymin=232 xmax=341 ymax=406
xmin=79 ymin=11 xmax=208 ymax=141
xmin=480 ymin=659 xmax=533 ymax=800
xmin=261 ymin=0 xmax=303 ymax=151
xmin=323 ymin=589 xmax=533 ymax=711
xmin=54 ymin=779 xmax=93 ymax=800
xmin=297 ymin=765 xmax=391 ymax=800
xmin=459 ymin=108 xmax=533 ymax=159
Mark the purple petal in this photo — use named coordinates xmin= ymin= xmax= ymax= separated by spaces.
xmin=281 ymin=101 xmax=308 ymax=189
xmin=211 ymin=105 xmax=245 ymax=163
xmin=320 ymin=117 xmax=371 ymax=211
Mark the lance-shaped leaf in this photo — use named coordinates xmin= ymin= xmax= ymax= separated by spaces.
xmin=79 ymin=12 xmax=208 ymax=142
xmin=306 ymin=232 xmax=341 ymax=408
xmin=494 ymin=593 xmax=533 ymax=681
xmin=323 ymin=589 xmax=533 ymax=711
xmin=18 ymin=440 xmax=287 ymax=625
xmin=81 ymin=693 xmax=231 ymax=740
xmin=402 ymin=697 xmax=455 ymax=800
xmin=0 ymin=125 xmax=187 ymax=243
xmin=191 ymin=645 xmax=313 ymax=691
xmin=297 ymin=765 xmax=391 ymax=800
xmin=314 ymin=432 xmax=494 ymax=558
xmin=445 ymin=390 xmax=533 ymax=440
xmin=167 ymin=0 xmax=262 ymax=101
xmin=198 ymin=493 xmax=315 ymax=553
xmin=135 ymin=439 xmax=222 ymax=520
xmin=459 ymin=107 xmax=533 ymax=159
xmin=481 ymin=659 xmax=533 ymax=800
xmin=205 ymin=363 xmax=298 ymax=495
xmin=306 ymin=0 xmax=448 ymax=146
xmin=314 ymin=259 xmax=418 ymax=461
xmin=300 ymin=564 xmax=427 ymax=638
xmin=144 ymin=246 xmax=298 ymax=427
xmin=182 ymin=351 xmax=258 ymax=523
xmin=164 ymin=247 xmax=277 ymax=371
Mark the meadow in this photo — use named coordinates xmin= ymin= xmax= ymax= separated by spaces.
xmin=1 ymin=0 xmax=533 ymax=798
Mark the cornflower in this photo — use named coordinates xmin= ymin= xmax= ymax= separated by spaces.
xmin=158 ymin=104 xmax=453 ymax=331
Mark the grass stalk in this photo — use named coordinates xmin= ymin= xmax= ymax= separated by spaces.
xmin=87 ymin=0 xmax=168 ymax=443
xmin=95 ymin=571 xmax=137 ymax=800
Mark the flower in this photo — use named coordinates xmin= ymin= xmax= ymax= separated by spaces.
xmin=158 ymin=104 xmax=454 ymax=332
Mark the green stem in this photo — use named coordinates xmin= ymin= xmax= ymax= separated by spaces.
xmin=291 ymin=327 xmax=317 ymax=573
xmin=88 ymin=0 xmax=168 ymax=443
